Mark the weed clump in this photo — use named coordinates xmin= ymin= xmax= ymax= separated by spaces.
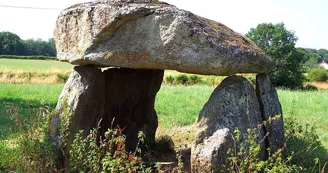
xmin=226 ymin=118 xmax=327 ymax=173
xmin=69 ymin=127 xmax=159 ymax=173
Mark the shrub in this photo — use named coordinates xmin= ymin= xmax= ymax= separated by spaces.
xmin=226 ymin=117 xmax=327 ymax=173
xmin=308 ymin=68 xmax=328 ymax=82
xmin=284 ymin=117 xmax=327 ymax=171
xmin=176 ymin=74 xmax=188 ymax=85
xmin=165 ymin=75 xmax=175 ymax=85
xmin=69 ymin=127 xmax=159 ymax=173
xmin=189 ymin=75 xmax=202 ymax=85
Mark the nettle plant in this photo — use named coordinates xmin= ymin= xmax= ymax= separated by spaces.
xmin=226 ymin=117 xmax=327 ymax=173
xmin=68 ymin=124 xmax=160 ymax=173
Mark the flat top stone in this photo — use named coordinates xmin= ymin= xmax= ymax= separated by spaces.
xmin=54 ymin=0 xmax=274 ymax=75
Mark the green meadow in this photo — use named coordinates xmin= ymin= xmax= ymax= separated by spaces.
xmin=1 ymin=83 xmax=327 ymax=148
xmin=0 ymin=58 xmax=73 ymax=72
xmin=0 ymin=59 xmax=327 ymax=172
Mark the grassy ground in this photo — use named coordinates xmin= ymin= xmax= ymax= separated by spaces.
xmin=0 ymin=83 xmax=327 ymax=172
xmin=0 ymin=59 xmax=72 ymax=84
xmin=0 ymin=58 xmax=73 ymax=72
xmin=0 ymin=84 xmax=63 ymax=137
xmin=278 ymin=90 xmax=328 ymax=147
xmin=0 ymin=84 xmax=327 ymax=146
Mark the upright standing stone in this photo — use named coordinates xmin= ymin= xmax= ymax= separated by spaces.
xmin=191 ymin=75 xmax=265 ymax=173
xmin=48 ymin=67 xmax=164 ymax=167
xmin=256 ymin=74 xmax=284 ymax=155
xmin=48 ymin=66 xmax=105 ymax=166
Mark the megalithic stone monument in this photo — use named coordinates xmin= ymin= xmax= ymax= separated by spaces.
xmin=49 ymin=0 xmax=284 ymax=171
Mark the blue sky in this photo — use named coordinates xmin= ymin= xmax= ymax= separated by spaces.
xmin=0 ymin=0 xmax=327 ymax=49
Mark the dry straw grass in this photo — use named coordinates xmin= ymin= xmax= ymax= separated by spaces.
xmin=0 ymin=68 xmax=70 ymax=84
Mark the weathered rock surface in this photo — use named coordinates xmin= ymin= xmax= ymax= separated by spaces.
xmin=48 ymin=66 xmax=105 ymax=166
xmin=256 ymin=74 xmax=285 ymax=155
xmin=48 ymin=66 xmax=163 ymax=163
xmin=54 ymin=0 xmax=274 ymax=75
xmin=191 ymin=128 xmax=233 ymax=173
xmin=191 ymin=75 xmax=265 ymax=172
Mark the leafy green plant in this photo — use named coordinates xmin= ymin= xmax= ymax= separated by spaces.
xmin=284 ymin=117 xmax=327 ymax=172
xmin=68 ymin=126 xmax=160 ymax=173
xmin=176 ymin=74 xmax=189 ymax=85
xmin=226 ymin=117 xmax=327 ymax=173
xmin=165 ymin=75 xmax=175 ymax=85
xmin=307 ymin=68 xmax=328 ymax=82
xmin=227 ymin=127 xmax=296 ymax=173
xmin=189 ymin=75 xmax=202 ymax=85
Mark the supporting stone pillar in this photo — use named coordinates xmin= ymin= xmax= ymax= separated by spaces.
xmin=48 ymin=66 xmax=105 ymax=167
xmin=191 ymin=75 xmax=265 ymax=173
xmin=256 ymin=74 xmax=284 ymax=155
xmin=48 ymin=66 xmax=164 ymax=166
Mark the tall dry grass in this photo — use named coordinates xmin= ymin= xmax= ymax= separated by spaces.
xmin=0 ymin=68 xmax=70 ymax=84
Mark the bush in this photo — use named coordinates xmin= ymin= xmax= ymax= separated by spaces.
xmin=284 ymin=118 xmax=327 ymax=171
xmin=165 ymin=75 xmax=175 ymax=85
xmin=226 ymin=117 xmax=327 ymax=173
xmin=176 ymin=74 xmax=189 ymax=85
xmin=189 ymin=75 xmax=202 ymax=85
xmin=69 ymin=127 xmax=159 ymax=173
xmin=308 ymin=68 xmax=328 ymax=82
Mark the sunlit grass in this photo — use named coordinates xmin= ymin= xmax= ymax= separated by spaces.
xmin=0 ymin=58 xmax=73 ymax=72
xmin=0 ymin=83 xmax=327 ymax=149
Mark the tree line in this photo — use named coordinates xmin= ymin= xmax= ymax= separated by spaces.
xmin=0 ymin=31 xmax=56 ymax=56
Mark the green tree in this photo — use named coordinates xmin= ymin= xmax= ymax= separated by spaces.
xmin=246 ymin=23 xmax=304 ymax=89
xmin=0 ymin=32 xmax=25 ymax=55
xmin=0 ymin=31 xmax=56 ymax=56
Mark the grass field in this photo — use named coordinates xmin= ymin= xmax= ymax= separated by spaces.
xmin=0 ymin=84 xmax=327 ymax=147
xmin=0 ymin=58 xmax=73 ymax=72
xmin=0 ymin=83 xmax=327 ymax=172
xmin=0 ymin=59 xmax=328 ymax=171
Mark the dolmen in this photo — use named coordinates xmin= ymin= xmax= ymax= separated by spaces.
xmin=48 ymin=0 xmax=285 ymax=172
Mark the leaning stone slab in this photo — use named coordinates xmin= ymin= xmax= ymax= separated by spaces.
xmin=191 ymin=75 xmax=265 ymax=172
xmin=54 ymin=0 xmax=274 ymax=75
xmin=256 ymin=74 xmax=285 ymax=155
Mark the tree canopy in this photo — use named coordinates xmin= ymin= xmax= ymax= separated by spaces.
xmin=246 ymin=23 xmax=304 ymax=89
xmin=0 ymin=31 xmax=56 ymax=56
